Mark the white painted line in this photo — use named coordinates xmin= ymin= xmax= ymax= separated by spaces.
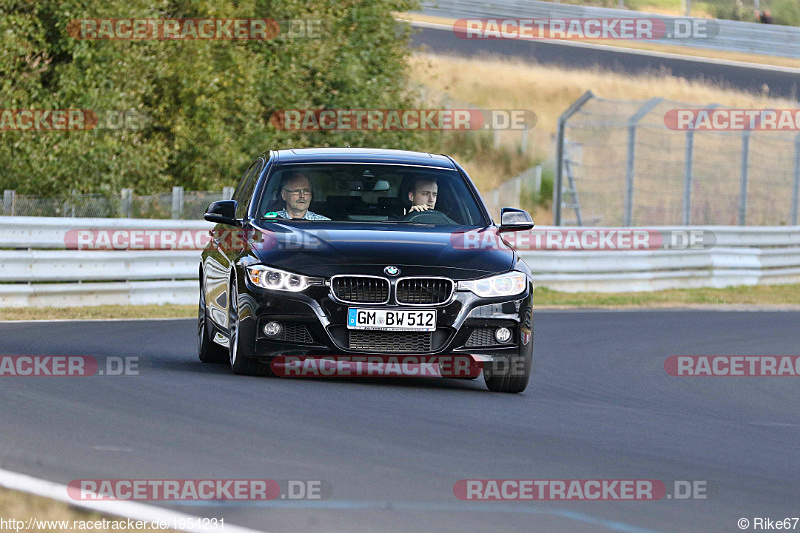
xmin=405 ymin=19 xmax=800 ymax=74
xmin=0 ymin=468 xmax=268 ymax=533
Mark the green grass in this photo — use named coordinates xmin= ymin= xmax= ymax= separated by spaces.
xmin=534 ymin=284 xmax=800 ymax=307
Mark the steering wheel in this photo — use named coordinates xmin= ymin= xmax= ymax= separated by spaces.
xmin=401 ymin=209 xmax=456 ymax=224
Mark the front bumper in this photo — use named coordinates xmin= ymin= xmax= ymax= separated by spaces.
xmin=224 ymin=275 xmax=533 ymax=364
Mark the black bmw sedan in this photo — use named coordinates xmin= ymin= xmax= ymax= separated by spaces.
xmin=199 ymin=148 xmax=535 ymax=393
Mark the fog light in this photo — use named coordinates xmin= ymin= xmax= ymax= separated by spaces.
xmin=495 ymin=327 xmax=511 ymax=343
xmin=264 ymin=321 xmax=283 ymax=337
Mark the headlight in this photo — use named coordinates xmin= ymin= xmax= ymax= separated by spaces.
xmin=457 ymin=272 xmax=527 ymax=298
xmin=246 ymin=265 xmax=319 ymax=292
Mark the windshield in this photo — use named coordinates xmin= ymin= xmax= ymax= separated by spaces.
xmin=257 ymin=164 xmax=488 ymax=226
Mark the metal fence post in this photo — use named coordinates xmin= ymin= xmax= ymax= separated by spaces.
xmin=624 ymin=97 xmax=663 ymax=227
xmin=520 ymin=129 xmax=528 ymax=155
xmin=683 ymin=104 xmax=720 ymax=225
xmin=3 ymin=190 xmax=14 ymax=216
xmin=792 ymin=134 xmax=800 ymax=226
xmin=222 ymin=186 xmax=235 ymax=200
xmin=554 ymin=90 xmax=594 ymax=226
xmin=682 ymin=129 xmax=695 ymax=225
xmin=121 ymin=188 xmax=133 ymax=218
xmin=739 ymin=131 xmax=751 ymax=226
xmin=171 ymin=186 xmax=184 ymax=219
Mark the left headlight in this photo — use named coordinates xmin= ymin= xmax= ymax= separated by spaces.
xmin=457 ymin=271 xmax=527 ymax=298
xmin=246 ymin=265 xmax=321 ymax=292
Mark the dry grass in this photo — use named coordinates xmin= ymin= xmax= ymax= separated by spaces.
xmin=408 ymin=52 xmax=795 ymax=155
xmin=400 ymin=13 xmax=800 ymax=68
xmin=0 ymin=486 xmax=174 ymax=533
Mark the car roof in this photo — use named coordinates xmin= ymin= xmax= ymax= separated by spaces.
xmin=270 ymin=148 xmax=457 ymax=169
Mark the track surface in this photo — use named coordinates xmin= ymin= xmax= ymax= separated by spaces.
xmin=1 ymin=312 xmax=799 ymax=532
xmin=412 ymin=24 xmax=800 ymax=99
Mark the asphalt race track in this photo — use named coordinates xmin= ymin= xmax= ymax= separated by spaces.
xmin=1 ymin=311 xmax=799 ymax=532
xmin=411 ymin=23 xmax=800 ymax=100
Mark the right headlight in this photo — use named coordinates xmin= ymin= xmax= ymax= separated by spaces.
xmin=457 ymin=272 xmax=527 ymax=298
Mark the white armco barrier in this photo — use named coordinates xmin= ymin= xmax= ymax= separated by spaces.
xmin=1 ymin=216 xmax=799 ymax=306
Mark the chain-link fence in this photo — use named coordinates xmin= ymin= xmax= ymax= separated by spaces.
xmin=483 ymin=165 xmax=544 ymax=221
xmin=1 ymin=188 xmax=234 ymax=219
xmin=553 ymin=91 xmax=800 ymax=226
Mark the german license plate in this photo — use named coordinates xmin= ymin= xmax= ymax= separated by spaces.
xmin=347 ymin=308 xmax=437 ymax=331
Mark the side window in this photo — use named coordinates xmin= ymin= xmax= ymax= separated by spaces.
xmin=233 ymin=160 xmax=263 ymax=219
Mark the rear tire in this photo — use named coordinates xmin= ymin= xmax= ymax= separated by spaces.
xmin=228 ymin=278 xmax=273 ymax=377
xmin=198 ymin=281 xmax=228 ymax=364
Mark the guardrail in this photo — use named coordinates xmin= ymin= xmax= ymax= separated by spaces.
xmin=0 ymin=217 xmax=210 ymax=307
xmin=1 ymin=216 xmax=799 ymax=306
xmin=416 ymin=0 xmax=800 ymax=58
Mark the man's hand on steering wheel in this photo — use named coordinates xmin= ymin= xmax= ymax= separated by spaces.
xmin=409 ymin=204 xmax=431 ymax=213
xmin=401 ymin=208 xmax=456 ymax=224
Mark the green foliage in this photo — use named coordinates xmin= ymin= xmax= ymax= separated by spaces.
xmin=771 ymin=0 xmax=800 ymax=26
xmin=0 ymin=0 xmax=422 ymax=195
xmin=706 ymin=0 xmax=753 ymax=21
xmin=537 ymin=165 xmax=553 ymax=207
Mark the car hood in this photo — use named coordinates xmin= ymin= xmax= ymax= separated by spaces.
xmin=248 ymin=221 xmax=514 ymax=279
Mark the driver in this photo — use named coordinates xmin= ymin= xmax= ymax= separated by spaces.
xmin=407 ymin=177 xmax=437 ymax=213
xmin=275 ymin=172 xmax=330 ymax=220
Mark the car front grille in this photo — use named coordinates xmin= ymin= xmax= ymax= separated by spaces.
xmin=331 ymin=276 xmax=389 ymax=304
xmin=348 ymin=331 xmax=433 ymax=352
xmin=396 ymin=278 xmax=453 ymax=304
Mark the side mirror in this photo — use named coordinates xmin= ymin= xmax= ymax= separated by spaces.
xmin=204 ymin=200 xmax=239 ymax=226
xmin=499 ymin=207 xmax=534 ymax=232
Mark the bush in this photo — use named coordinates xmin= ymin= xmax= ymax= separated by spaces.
xmin=0 ymin=0 xmax=423 ymax=195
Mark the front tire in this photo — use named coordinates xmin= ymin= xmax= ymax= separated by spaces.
xmin=198 ymin=280 xmax=228 ymax=364
xmin=483 ymin=347 xmax=532 ymax=393
xmin=228 ymin=277 xmax=272 ymax=376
